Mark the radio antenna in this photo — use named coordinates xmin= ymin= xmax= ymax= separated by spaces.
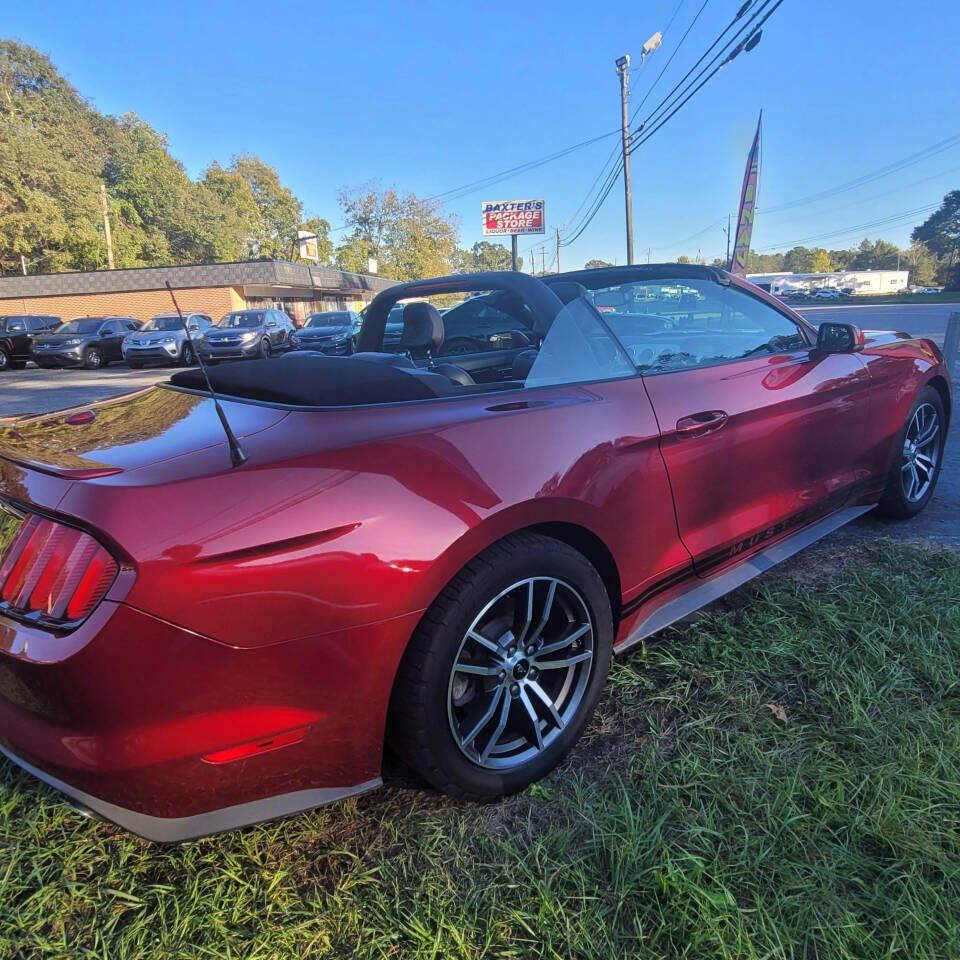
xmin=165 ymin=281 xmax=247 ymax=468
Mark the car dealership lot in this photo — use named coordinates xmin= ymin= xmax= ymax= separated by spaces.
xmin=796 ymin=302 xmax=954 ymax=346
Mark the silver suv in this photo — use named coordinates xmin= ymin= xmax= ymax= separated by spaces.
xmin=123 ymin=313 xmax=213 ymax=368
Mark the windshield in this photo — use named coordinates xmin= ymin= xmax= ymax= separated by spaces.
xmin=55 ymin=318 xmax=104 ymax=335
xmin=142 ymin=316 xmax=183 ymax=332
xmin=218 ymin=312 xmax=263 ymax=328
xmin=306 ymin=312 xmax=349 ymax=327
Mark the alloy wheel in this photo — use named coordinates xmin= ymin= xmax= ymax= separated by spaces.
xmin=0 ymin=349 xmax=8 ymax=371
xmin=86 ymin=348 xmax=102 ymax=369
xmin=900 ymin=402 xmax=940 ymax=502
xmin=447 ymin=577 xmax=595 ymax=771
xmin=182 ymin=343 xmax=195 ymax=366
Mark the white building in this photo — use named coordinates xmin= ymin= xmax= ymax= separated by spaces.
xmin=747 ymin=270 xmax=909 ymax=296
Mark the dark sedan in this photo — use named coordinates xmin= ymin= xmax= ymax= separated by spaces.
xmin=31 ymin=316 xmax=141 ymax=369
xmin=199 ymin=309 xmax=295 ymax=362
xmin=0 ymin=315 xmax=61 ymax=371
xmin=290 ymin=311 xmax=362 ymax=355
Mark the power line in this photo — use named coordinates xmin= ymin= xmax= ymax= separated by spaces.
xmin=756 ymin=202 xmax=940 ymax=251
xmin=629 ymin=0 xmax=782 ymax=155
xmin=560 ymin=0 xmax=785 ymax=249
xmin=630 ymin=0 xmax=713 ymax=124
xmin=758 ymin=131 xmax=960 ymax=213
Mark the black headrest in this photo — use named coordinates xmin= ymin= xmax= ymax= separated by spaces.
xmin=401 ymin=302 xmax=444 ymax=352
xmin=547 ymin=281 xmax=590 ymax=305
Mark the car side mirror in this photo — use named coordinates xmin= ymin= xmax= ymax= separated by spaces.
xmin=816 ymin=322 xmax=863 ymax=354
xmin=98 ymin=326 xmax=111 ymax=337
xmin=188 ymin=324 xmax=199 ymax=333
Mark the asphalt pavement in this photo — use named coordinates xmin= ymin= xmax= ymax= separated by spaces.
xmin=797 ymin=302 xmax=956 ymax=346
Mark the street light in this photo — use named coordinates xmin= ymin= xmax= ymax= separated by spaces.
xmin=617 ymin=32 xmax=661 ymax=265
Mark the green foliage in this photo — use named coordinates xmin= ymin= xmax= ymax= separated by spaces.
xmin=1 ymin=541 xmax=958 ymax=958
xmin=912 ymin=191 xmax=960 ymax=289
xmin=0 ymin=40 xmax=319 ymax=274
xmin=584 ymin=258 xmax=614 ymax=269
xmin=335 ymin=182 xmax=460 ymax=281
xmin=456 ymin=240 xmax=513 ymax=273
xmin=810 ymin=247 xmax=831 ymax=272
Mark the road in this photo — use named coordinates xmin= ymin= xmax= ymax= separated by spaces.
xmin=797 ymin=302 xmax=956 ymax=346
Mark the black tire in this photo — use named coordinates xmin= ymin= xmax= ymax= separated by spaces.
xmin=35 ymin=362 xmax=56 ymax=370
xmin=259 ymin=338 xmax=272 ymax=359
xmin=9 ymin=360 xmax=26 ymax=370
xmin=127 ymin=362 xmax=144 ymax=370
xmin=180 ymin=342 xmax=196 ymax=366
xmin=83 ymin=346 xmax=104 ymax=370
xmin=388 ymin=532 xmax=613 ymax=798
xmin=0 ymin=348 xmax=9 ymax=371
xmin=877 ymin=385 xmax=946 ymax=519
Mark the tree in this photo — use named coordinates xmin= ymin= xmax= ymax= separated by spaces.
xmin=742 ymin=251 xmax=785 ymax=273
xmin=584 ymin=258 xmax=614 ymax=269
xmin=676 ymin=255 xmax=691 ymax=264
xmin=912 ymin=191 xmax=960 ymax=289
xmin=457 ymin=240 xmax=513 ymax=273
xmin=297 ymin=216 xmax=333 ymax=266
xmin=335 ymin=182 xmax=460 ymax=281
xmin=851 ymin=238 xmax=901 ymax=271
xmin=810 ymin=248 xmax=832 ymax=272
xmin=902 ymin=241 xmax=937 ymax=287
xmin=783 ymin=247 xmax=814 ymax=273
xmin=229 ymin=155 xmax=303 ymax=259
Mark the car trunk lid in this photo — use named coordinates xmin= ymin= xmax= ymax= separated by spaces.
xmin=0 ymin=385 xmax=288 ymax=479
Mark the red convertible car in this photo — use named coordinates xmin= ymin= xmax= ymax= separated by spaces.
xmin=0 ymin=265 xmax=950 ymax=841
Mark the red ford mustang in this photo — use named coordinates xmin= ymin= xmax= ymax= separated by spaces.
xmin=0 ymin=266 xmax=950 ymax=841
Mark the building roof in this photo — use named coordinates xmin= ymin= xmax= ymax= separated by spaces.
xmin=0 ymin=261 xmax=396 ymax=299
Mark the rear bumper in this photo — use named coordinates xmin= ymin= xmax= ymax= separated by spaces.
xmin=0 ymin=600 xmax=415 ymax=840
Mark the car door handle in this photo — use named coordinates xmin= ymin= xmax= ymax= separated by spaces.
xmin=675 ymin=410 xmax=728 ymax=438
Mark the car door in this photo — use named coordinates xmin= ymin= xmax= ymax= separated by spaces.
xmin=6 ymin=318 xmax=30 ymax=360
xmin=99 ymin=319 xmax=124 ymax=360
xmin=617 ymin=277 xmax=873 ymax=575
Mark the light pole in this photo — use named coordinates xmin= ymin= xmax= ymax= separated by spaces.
xmin=617 ymin=33 xmax=661 ymax=266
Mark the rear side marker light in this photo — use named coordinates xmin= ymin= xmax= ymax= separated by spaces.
xmin=0 ymin=510 xmax=118 ymax=628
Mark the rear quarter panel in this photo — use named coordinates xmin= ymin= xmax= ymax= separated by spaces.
xmin=57 ymin=379 xmax=689 ymax=652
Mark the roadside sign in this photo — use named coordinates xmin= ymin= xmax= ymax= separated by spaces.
xmin=482 ymin=200 xmax=545 ymax=236
xmin=297 ymin=230 xmax=319 ymax=263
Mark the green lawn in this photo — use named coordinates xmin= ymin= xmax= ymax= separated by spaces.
xmin=2 ymin=539 xmax=958 ymax=959
xmin=801 ymin=291 xmax=960 ymax=305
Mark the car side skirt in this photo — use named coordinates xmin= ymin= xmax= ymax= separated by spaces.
xmin=0 ymin=744 xmax=381 ymax=844
xmin=616 ymin=504 xmax=874 ymax=654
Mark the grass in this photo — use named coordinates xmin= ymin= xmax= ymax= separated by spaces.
xmin=1 ymin=539 xmax=958 ymax=959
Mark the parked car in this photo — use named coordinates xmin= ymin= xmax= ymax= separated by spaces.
xmin=0 ymin=265 xmax=950 ymax=841
xmin=30 ymin=316 xmax=140 ymax=369
xmin=199 ymin=308 xmax=295 ymax=362
xmin=814 ymin=288 xmax=841 ymax=299
xmin=290 ymin=311 xmax=362 ymax=355
xmin=122 ymin=312 xmax=214 ymax=368
xmin=0 ymin=314 xmax=60 ymax=371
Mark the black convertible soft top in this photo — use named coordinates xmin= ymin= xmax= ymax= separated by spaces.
xmin=169 ymin=353 xmax=440 ymax=406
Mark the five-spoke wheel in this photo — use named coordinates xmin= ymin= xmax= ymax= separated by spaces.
xmin=900 ymin=402 xmax=940 ymax=503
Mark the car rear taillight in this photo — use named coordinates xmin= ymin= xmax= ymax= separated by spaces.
xmin=0 ymin=511 xmax=118 ymax=627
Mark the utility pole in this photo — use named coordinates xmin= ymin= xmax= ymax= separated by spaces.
xmin=99 ymin=182 xmax=115 ymax=269
xmin=556 ymin=228 xmax=561 ymax=273
xmin=19 ymin=255 xmax=28 ymax=276
xmin=511 ymin=234 xmax=518 ymax=271
xmin=647 ymin=247 xmax=651 ymax=264
xmin=725 ymin=213 xmax=732 ymax=267
xmin=541 ymin=247 xmax=546 ymax=276
xmin=615 ymin=54 xmax=634 ymax=265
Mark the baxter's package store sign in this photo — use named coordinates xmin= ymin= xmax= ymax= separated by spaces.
xmin=482 ymin=200 xmax=545 ymax=236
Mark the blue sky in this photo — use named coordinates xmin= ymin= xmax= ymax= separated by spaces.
xmin=8 ymin=0 xmax=960 ymax=269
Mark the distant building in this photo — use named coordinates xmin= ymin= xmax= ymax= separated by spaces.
xmin=0 ymin=261 xmax=395 ymax=325
xmin=747 ymin=269 xmax=909 ymax=295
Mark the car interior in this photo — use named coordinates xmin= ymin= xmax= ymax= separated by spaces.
xmin=169 ymin=270 xmax=811 ymax=407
